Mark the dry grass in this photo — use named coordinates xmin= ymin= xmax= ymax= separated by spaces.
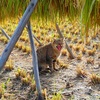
xmin=87 ymin=48 xmax=96 ymax=56
xmin=76 ymin=54 xmax=82 ymax=60
xmin=76 ymin=66 xmax=87 ymax=78
xmin=87 ymin=57 xmax=94 ymax=64
xmin=0 ymin=85 xmax=4 ymax=98
xmin=90 ymin=73 xmax=100 ymax=84
xmin=15 ymin=68 xmax=27 ymax=79
xmin=61 ymin=49 xmax=67 ymax=56
xmin=4 ymin=59 xmax=14 ymax=71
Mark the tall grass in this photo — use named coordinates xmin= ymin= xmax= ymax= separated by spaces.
xmin=0 ymin=0 xmax=82 ymax=21
xmin=0 ymin=0 xmax=100 ymax=36
xmin=0 ymin=0 xmax=99 ymax=21
xmin=81 ymin=0 xmax=100 ymax=37
xmin=32 ymin=0 xmax=83 ymax=22
xmin=0 ymin=0 xmax=29 ymax=20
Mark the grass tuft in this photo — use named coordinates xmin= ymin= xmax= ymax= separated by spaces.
xmin=90 ymin=73 xmax=100 ymax=84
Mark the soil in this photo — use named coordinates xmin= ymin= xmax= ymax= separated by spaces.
xmin=0 ymin=21 xmax=100 ymax=100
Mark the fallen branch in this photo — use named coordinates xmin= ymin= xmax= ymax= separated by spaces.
xmin=0 ymin=27 xmax=11 ymax=40
xmin=56 ymin=23 xmax=75 ymax=59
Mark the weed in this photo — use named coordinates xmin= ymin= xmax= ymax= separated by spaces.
xmin=76 ymin=53 xmax=82 ymax=60
xmin=76 ymin=66 xmax=87 ymax=78
xmin=0 ymin=85 xmax=4 ymax=98
xmin=15 ymin=68 xmax=27 ymax=79
xmin=78 ymin=39 xmax=83 ymax=44
xmin=4 ymin=59 xmax=14 ymax=71
xmin=81 ymin=47 xmax=86 ymax=54
xmin=90 ymin=73 xmax=100 ymax=84
xmin=69 ymin=44 xmax=73 ymax=49
xmin=87 ymin=57 xmax=94 ymax=64
xmin=50 ymin=92 xmax=62 ymax=100
xmin=61 ymin=49 xmax=67 ymax=56
xmin=0 ymin=78 xmax=10 ymax=98
xmin=21 ymin=77 xmax=30 ymax=85
xmin=87 ymin=48 xmax=96 ymax=56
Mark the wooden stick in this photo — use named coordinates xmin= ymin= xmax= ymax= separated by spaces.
xmin=56 ymin=23 xmax=64 ymax=38
xmin=27 ymin=21 xmax=44 ymax=100
xmin=65 ymin=41 xmax=75 ymax=59
xmin=56 ymin=23 xmax=75 ymax=59
xmin=0 ymin=27 xmax=11 ymax=40
xmin=32 ymin=33 xmax=43 ymax=46
xmin=0 ymin=0 xmax=38 ymax=71
xmin=26 ymin=25 xmax=43 ymax=46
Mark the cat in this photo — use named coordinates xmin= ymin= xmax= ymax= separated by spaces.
xmin=36 ymin=38 xmax=63 ymax=72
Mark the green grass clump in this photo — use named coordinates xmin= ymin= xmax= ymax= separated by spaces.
xmin=81 ymin=0 xmax=100 ymax=38
xmin=50 ymin=92 xmax=62 ymax=100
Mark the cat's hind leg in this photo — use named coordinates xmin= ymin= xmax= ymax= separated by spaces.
xmin=38 ymin=63 xmax=47 ymax=72
xmin=38 ymin=65 xmax=43 ymax=72
xmin=47 ymin=60 xmax=54 ymax=72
